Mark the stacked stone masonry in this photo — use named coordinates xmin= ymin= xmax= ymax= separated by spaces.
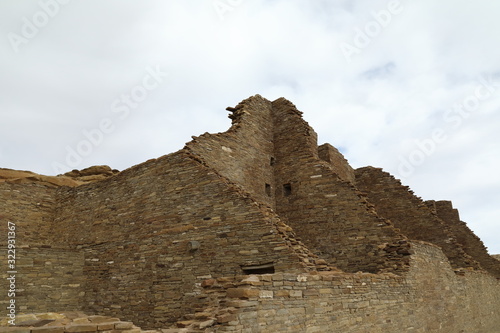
xmin=430 ymin=200 xmax=500 ymax=277
xmin=355 ymin=167 xmax=481 ymax=272
xmin=1 ymin=95 xmax=499 ymax=332
xmin=182 ymin=242 xmax=498 ymax=333
xmin=0 ymin=312 xmax=161 ymax=332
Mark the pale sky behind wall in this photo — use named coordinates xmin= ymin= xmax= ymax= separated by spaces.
xmin=1 ymin=0 xmax=499 ymax=253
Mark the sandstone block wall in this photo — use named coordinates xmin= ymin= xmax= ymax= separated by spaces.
xmin=185 ymin=95 xmax=411 ymax=274
xmin=271 ymin=99 xmax=410 ymax=274
xmin=185 ymin=96 xmax=276 ymax=209
xmin=0 ymin=247 xmax=85 ymax=313
xmin=430 ymin=200 xmax=500 ymax=277
xmin=0 ymin=182 xmax=56 ymax=248
xmin=52 ymin=151 xmax=321 ymax=328
xmin=318 ymin=143 xmax=355 ymax=183
xmin=1 ymin=95 xmax=499 ymax=332
xmin=0 ymin=312 xmax=161 ymax=332
xmin=354 ymin=167 xmax=480 ymax=271
xmin=189 ymin=242 xmax=500 ymax=333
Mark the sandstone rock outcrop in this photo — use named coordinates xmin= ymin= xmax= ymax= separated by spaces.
xmin=0 ymin=165 xmax=119 ymax=187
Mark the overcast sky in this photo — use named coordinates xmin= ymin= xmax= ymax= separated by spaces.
xmin=1 ymin=0 xmax=499 ymax=254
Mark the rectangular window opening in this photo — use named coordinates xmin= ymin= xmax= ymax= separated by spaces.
xmin=265 ymin=183 xmax=272 ymax=197
xmin=283 ymin=183 xmax=292 ymax=196
xmin=270 ymin=157 xmax=275 ymax=166
xmin=241 ymin=263 xmax=275 ymax=275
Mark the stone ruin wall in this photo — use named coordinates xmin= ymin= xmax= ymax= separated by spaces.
xmin=0 ymin=182 xmax=87 ymax=314
xmin=430 ymin=200 xmax=500 ymax=277
xmin=185 ymin=96 xmax=276 ymax=209
xmin=0 ymin=247 xmax=85 ymax=314
xmin=187 ymin=95 xmax=411 ymax=274
xmin=56 ymin=152 xmax=320 ymax=328
xmin=3 ymin=242 xmax=498 ymax=332
xmin=317 ymin=143 xmax=355 ymax=183
xmin=0 ymin=182 xmax=55 ymax=248
xmin=354 ymin=166 xmax=500 ymax=279
xmin=270 ymin=98 xmax=411 ymax=274
xmin=354 ymin=167 xmax=480 ymax=271
xmin=183 ymin=242 xmax=499 ymax=333
xmin=1 ymin=94 xmax=499 ymax=332
xmin=1 ymin=148 xmax=323 ymax=328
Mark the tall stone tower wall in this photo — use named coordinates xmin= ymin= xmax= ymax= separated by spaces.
xmin=270 ymin=98 xmax=410 ymax=273
xmin=185 ymin=95 xmax=411 ymax=274
xmin=185 ymin=96 xmax=276 ymax=208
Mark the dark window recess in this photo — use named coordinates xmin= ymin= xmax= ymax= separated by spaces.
xmin=241 ymin=263 xmax=275 ymax=275
xmin=270 ymin=157 xmax=276 ymax=166
xmin=265 ymin=183 xmax=272 ymax=196
xmin=283 ymin=183 xmax=292 ymax=196
xmin=203 ymin=217 xmax=212 ymax=220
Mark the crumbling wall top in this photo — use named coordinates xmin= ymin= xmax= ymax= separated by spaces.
xmin=0 ymin=165 xmax=118 ymax=187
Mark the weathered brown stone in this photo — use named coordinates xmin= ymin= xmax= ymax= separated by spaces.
xmin=198 ymin=319 xmax=215 ymax=329
xmin=64 ymin=323 xmax=98 ymax=332
xmin=226 ymin=288 xmax=260 ymax=299
xmin=176 ymin=320 xmax=194 ymax=328
xmin=200 ymin=279 xmax=216 ymax=288
xmin=0 ymin=328 xmax=32 ymax=333
xmin=114 ymin=322 xmax=134 ymax=329
xmin=216 ymin=313 xmax=237 ymax=323
xmin=96 ymin=322 xmax=116 ymax=330
xmin=31 ymin=328 xmax=65 ymax=333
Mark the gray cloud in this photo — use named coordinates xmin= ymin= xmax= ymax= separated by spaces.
xmin=0 ymin=0 xmax=499 ymax=253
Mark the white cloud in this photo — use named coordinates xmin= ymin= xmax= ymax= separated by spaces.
xmin=0 ymin=0 xmax=499 ymax=253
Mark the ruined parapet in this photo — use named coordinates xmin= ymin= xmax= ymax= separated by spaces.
xmin=62 ymin=165 xmax=119 ymax=182
xmin=318 ymin=143 xmax=355 ymax=183
xmin=185 ymin=95 xmax=276 ymax=208
xmin=429 ymin=200 xmax=500 ymax=277
xmin=355 ymin=166 xmax=480 ymax=271
xmin=0 ymin=165 xmax=119 ymax=187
